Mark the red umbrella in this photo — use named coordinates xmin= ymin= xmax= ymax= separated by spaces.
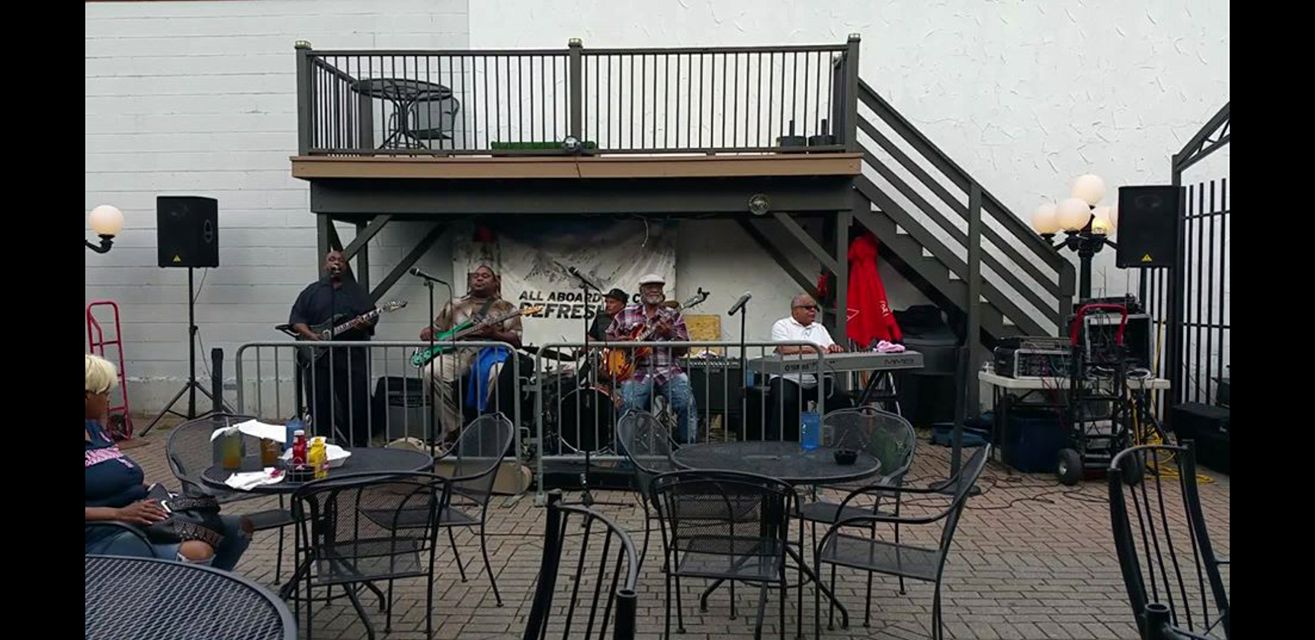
xmin=841 ymin=232 xmax=901 ymax=348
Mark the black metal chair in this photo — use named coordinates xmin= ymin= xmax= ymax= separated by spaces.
xmin=403 ymin=90 xmax=461 ymax=148
xmin=615 ymin=409 xmax=677 ymax=568
xmin=798 ymin=406 xmax=917 ymax=627
xmin=433 ymin=412 xmax=515 ymax=606
xmin=1109 ymin=443 xmax=1229 ymax=640
xmin=290 ymin=471 xmax=451 ymax=640
xmin=521 ymin=490 xmax=639 ymax=640
xmin=652 ymin=469 xmax=800 ymax=640
xmin=165 ymin=413 xmax=296 ymax=581
xmin=814 ymin=443 xmax=991 ymax=640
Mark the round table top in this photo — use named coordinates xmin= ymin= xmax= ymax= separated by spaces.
xmin=352 ymin=77 xmax=452 ymax=101
xmin=202 ymin=447 xmax=434 ymax=494
xmin=85 ymin=555 xmax=295 ymax=640
xmin=671 ymin=440 xmax=881 ymax=486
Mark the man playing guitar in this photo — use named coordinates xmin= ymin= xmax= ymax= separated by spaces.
xmin=606 ymin=273 xmax=699 ymax=443
xmin=288 ymin=250 xmax=377 ymax=445
xmin=419 ymin=264 xmax=523 ymax=443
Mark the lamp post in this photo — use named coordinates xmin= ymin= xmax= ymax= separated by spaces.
xmin=1032 ymin=175 xmax=1118 ymax=300
xmin=86 ymin=205 xmax=125 ymax=253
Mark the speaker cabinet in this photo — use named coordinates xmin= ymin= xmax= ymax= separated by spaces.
xmin=157 ymin=196 xmax=218 ymax=268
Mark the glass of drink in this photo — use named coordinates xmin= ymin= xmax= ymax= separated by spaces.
xmin=260 ymin=438 xmax=280 ymax=466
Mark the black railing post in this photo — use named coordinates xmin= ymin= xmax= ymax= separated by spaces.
xmin=965 ymin=182 xmax=983 ymax=418
xmin=295 ymin=40 xmax=313 ymax=155
xmin=1057 ymin=262 xmax=1076 ymax=336
xmin=842 ymin=34 xmax=861 ymax=152
xmin=569 ymin=38 xmax=583 ymax=140
xmin=211 ymin=347 xmax=224 ymax=416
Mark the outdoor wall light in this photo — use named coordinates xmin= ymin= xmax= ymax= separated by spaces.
xmin=86 ymin=204 xmax=124 ymax=253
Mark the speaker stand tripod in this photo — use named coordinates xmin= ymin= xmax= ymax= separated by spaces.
xmin=141 ymin=267 xmax=234 ymax=436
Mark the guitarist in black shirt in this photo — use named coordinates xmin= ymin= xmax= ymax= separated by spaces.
xmin=289 ymin=250 xmax=377 ymax=446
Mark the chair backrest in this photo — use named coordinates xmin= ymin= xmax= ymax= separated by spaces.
xmin=440 ymin=413 xmax=514 ymax=506
xmin=405 ymin=93 xmax=460 ymax=139
xmin=616 ymin=410 xmax=676 ymax=497
xmin=291 ymin=471 xmax=451 ymax=581
xmin=522 ymin=491 xmax=639 ymax=640
xmin=650 ymin=469 xmax=797 ymax=560
xmin=821 ymin=407 xmax=917 ymax=485
xmin=1108 ymin=444 xmax=1229 ymax=639
xmin=937 ymin=444 xmax=991 ymax=554
xmin=166 ymin=413 xmax=257 ymax=495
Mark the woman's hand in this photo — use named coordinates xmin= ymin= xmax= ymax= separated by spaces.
xmin=117 ymin=499 xmax=169 ymax=526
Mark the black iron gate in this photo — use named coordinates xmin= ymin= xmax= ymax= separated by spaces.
xmin=1142 ymin=103 xmax=1230 ymax=411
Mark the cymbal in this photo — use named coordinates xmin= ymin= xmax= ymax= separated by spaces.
xmin=521 ymin=344 xmax=579 ymax=362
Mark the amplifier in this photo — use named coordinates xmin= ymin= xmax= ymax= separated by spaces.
xmin=996 ymin=336 xmax=1071 ymax=351
xmin=993 ymin=347 xmax=1072 ymax=379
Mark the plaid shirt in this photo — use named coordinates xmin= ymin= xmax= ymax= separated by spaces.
xmin=606 ymin=304 xmax=689 ymax=384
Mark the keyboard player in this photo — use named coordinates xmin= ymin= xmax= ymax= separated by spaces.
xmin=764 ymin=293 xmax=846 ymax=440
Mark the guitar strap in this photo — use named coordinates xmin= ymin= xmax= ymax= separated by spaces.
xmin=474 ymin=297 xmax=496 ymax=326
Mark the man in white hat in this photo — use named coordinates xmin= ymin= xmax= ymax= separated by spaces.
xmin=606 ymin=273 xmax=699 ymax=443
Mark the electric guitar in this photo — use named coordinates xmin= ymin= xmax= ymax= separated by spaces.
xmin=410 ymin=305 xmax=545 ymax=368
xmin=296 ymin=301 xmax=407 ymax=363
xmin=603 ymin=291 xmax=708 ymax=381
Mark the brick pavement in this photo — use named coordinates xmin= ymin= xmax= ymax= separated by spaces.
xmin=117 ymin=428 xmax=1228 ymax=639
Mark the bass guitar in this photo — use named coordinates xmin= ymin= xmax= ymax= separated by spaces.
xmin=410 ymin=305 xmax=545 ymax=368
xmin=296 ymin=300 xmax=407 ymax=363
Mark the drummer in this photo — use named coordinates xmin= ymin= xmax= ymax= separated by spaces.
xmin=588 ymin=288 xmax=629 ymax=342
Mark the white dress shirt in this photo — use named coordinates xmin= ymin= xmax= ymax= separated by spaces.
xmin=770 ymin=316 xmax=836 ymax=386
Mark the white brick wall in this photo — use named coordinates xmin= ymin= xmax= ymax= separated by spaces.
xmin=86 ymin=1 xmax=471 ymax=412
xmin=87 ymin=0 xmax=1228 ymax=415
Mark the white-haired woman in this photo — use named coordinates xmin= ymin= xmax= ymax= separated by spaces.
xmin=83 ymin=354 xmax=252 ymax=569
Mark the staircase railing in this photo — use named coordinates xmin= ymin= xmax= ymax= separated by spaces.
xmin=855 ymin=79 xmax=1075 ymax=336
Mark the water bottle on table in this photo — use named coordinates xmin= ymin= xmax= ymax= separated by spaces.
xmin=800 ymin=401 xmax=821 ymax=452
xmin=285 ymin=417 xmax=304 ymax=454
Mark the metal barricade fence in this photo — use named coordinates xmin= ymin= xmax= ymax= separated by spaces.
xmin=233 ymin=340 xmax=523 ymax=460
xmin=533 ymin=341 xmax=837 ymax=499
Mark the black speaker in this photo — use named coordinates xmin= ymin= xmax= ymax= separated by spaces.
xmin=1169 ymin=402 xmax=1230 ymax=474
xmin=157 ymin=196 xmax=218 ymax=268
xmin=1116 ymin=186 xmax=1177 ymax=268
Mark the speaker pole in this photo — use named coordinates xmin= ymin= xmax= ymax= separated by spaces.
xmin=141 ymin=266 xmax=232 ymax=436
xmin=188 ymin=267 xmax=198 ymax=418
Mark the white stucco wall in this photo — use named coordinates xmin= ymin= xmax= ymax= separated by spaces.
xmin=470 ymin=0 xmax=1229 ymax=300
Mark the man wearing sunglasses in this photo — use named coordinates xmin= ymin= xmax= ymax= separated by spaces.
xmin=765 ymin=293 xmax=846 ymax=440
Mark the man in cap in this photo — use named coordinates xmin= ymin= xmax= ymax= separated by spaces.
xmin=606 ymin=273 xmax=699 ymax=443
xmin=588 ymin=288 xmax=630 ymax=342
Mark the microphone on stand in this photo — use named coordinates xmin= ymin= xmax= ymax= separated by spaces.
xmin=566 ymin=266 xmax=604 ymax=292
xmin=409 ymin=267 xmax=447 ymax=283
xmin=727 ymin=291 xmax=753 ymax=316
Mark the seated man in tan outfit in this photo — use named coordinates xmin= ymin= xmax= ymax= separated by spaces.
xmin=418 ymin=265 xmax=523 ymax=443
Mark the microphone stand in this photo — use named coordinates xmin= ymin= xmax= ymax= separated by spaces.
xmin=410 ymin=270 xmax=453 ymax=450
xmin=566 ymin=267 xmax=604 ymax=507
xmin=729 ymin=297 xmax=749 ymax=438
xmin=424 ymin=278 xmax=436 ymax=448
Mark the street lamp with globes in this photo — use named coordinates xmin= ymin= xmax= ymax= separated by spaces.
xmin=1032 ymin=174 xmax=1118 ymax=300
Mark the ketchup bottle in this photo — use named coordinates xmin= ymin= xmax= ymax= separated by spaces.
xmin=291 ymin=429 xmax=308 ymax=470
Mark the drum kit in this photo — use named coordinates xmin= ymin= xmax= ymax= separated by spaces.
xmin=530 ymin=347 xmax=622 ymax=456
xmin=527 ymin=290 xmax=707 ymax=455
